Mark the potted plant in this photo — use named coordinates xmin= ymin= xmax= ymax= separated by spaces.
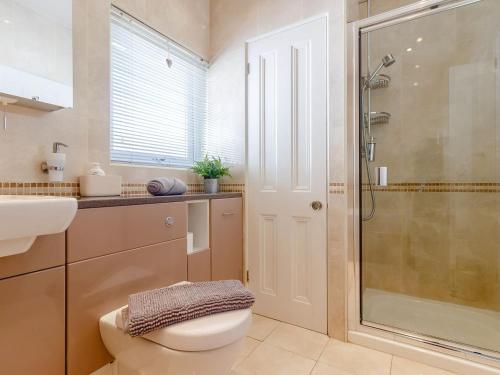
xmin=191 ymin=156 xmax=231 ymax=193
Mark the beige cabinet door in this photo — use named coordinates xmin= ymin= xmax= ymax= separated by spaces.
xmin=66 ymin=238 xmax=187 ymax=375
xmin=210 ymin=198 xmax=243 ymax=281
xmin=0 ymin=267 xmax=65 ymax=375
xmin=0 ymin=233 xmax=64 ymax=280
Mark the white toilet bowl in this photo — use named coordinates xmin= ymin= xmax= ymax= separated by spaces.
xmin=99 ymin=306 xmax=252 ymax=375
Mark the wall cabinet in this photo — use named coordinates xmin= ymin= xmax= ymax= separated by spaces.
xmin=0 ymin=0 xmax=73 ymax=110
xmin=210 ymin=198 xmax=243 ymax=281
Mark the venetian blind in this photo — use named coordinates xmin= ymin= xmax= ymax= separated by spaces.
xmin=110 ymin=7 xmax=208 ymax=167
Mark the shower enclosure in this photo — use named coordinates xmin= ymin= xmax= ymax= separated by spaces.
xmin=352 ymin=0 xmax=500 ymax=361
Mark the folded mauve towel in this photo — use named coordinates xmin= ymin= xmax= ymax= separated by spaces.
xmin=122 ymin=280 xmax=255 ymax=336
xmin=147 ymin=177 xmax=187 ymax=196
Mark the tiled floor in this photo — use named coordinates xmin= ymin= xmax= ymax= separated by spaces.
xmin=231 ymin=314 xmax=457 ymax=375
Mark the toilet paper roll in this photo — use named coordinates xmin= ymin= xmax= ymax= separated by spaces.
xmin=187 ymin=232 xmax=194 ymax=254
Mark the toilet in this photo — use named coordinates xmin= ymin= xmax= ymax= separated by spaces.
xmin=99 ymin=305 xmax=252 ymax=375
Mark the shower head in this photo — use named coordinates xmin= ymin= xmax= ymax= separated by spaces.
xmin=367 ymin=54 xmax=396 ymax=85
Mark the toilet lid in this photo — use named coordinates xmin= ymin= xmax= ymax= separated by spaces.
xmin=115 ymin=308 xmax=252 ymax=352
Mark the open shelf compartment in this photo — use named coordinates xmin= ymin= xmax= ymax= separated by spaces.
xmin=186 ymin=200 xmax=210 ymax=255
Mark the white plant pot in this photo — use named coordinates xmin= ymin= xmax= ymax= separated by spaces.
xmin=204 ymin=178 xmax=219 ymax=193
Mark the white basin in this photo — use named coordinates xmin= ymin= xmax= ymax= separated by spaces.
xmin=0 ymin=195 xmax=78 ymax=258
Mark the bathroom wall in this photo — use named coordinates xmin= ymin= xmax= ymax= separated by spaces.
xmin=0 ymin=0 xmax=245 ymax=188
xmin=361 ymin=0 xmax=500 ymax=312
xmin=209 ymin=0 xmax=349 ymax=339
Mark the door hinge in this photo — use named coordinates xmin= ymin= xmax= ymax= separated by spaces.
xmin=246 ymin=63 xmax=250 ymax=75
xmin=246 ymin=270 xmax=250 ymax=282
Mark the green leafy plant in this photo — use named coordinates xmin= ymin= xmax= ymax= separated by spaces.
xmin=191 ymin=156 xmax=231 ymax=179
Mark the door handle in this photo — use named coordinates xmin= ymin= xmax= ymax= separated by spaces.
xmin=311 ymin=201 xmax=323 ymax=211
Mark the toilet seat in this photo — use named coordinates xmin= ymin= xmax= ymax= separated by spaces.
xmin=114 ymin=307 xmax=252 ymax=352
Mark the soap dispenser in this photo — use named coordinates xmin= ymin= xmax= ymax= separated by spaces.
xmin=42 ymin=142 xmax=68 ymax=182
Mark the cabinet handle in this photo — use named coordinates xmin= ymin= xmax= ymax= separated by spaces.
xmin=222 ymin=212 xmax=234 ymax=216
xmin=165 ymin=216 xmax=175 ymax=226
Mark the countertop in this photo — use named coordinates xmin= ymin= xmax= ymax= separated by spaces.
xmin=77 ymin=192 xmax=242 ymax=209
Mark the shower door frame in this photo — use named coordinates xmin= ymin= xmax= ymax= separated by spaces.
xmin=346 ymin=0 xmax=500 ymax=367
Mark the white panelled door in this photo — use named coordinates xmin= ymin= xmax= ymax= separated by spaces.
xmin=246 ymin=17 xmax=328 ymax=333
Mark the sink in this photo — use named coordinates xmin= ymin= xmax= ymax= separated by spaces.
xmin=0 ymin=195 xmax=77 ymax=258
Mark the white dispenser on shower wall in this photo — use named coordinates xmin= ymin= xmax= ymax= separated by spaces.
xmin=375 ymin=167 xmax=388 ymax=187
xmin=42 ymin=142 xmax=68 ymax=182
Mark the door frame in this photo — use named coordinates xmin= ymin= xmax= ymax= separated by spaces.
xmin=244 ymin=13 xmax=330 ymax=330
xmin=346 ymin=0 xmax=500 ymax=369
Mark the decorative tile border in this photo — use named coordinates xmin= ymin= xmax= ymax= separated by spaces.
xmin=363 ymin=182 xmax=500 ymax=193
xmin=8 ymin=180 xmax=496 ymax=196
xmin=0 ymin=182 xmax=79 ymax=196
xmin=329 ymin=182 xmax=345 ymax=194
xmin=329 ymin=182 xmax=500 ymax=194
xmin=0 ymin=182 xmax=246 ymax=197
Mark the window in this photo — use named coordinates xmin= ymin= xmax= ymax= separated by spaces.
xmin=110 ymin=7 xmax=208 ymax=168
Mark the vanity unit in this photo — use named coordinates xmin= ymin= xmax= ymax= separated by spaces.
xmin=0 ymin=193 xmax=243 ymax=375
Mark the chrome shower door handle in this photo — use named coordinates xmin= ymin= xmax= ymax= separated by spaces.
xmin=311 ymin=201 xmax=323 ymax=211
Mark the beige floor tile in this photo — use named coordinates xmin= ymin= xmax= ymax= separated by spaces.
xmin=318 ymin=339 xmax=392 ymax=375
xmin=232 ymin=337 xmax=261 ymax=369
xmin=247 ymin=314 xmax=280 ymax=341
xmin=311 ymin=362 xmax=357 ymax=375
xmin=391 ymin=357 xmax=456 ymax=375
xmin=232 ymin=342 xmax=316 ymax=375
xmin=265 ymin=322 xmax=329 ymax=360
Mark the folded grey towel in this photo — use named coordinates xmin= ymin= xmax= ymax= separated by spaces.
xmin=147 ymin=177 xmax=187 ymax=196
xmin=122 ymin=280 xmax=255 ymax=336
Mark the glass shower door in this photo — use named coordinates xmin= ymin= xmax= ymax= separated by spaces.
xmin=359 ymin=0 xmax=500 ymax=354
